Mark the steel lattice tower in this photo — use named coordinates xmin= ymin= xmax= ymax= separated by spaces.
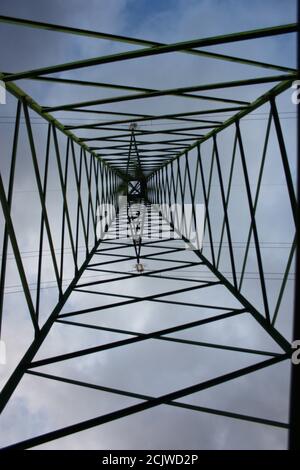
xmin=0 ymin=15 xmax=298 ymax=449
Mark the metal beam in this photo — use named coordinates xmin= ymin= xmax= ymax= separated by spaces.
xmin=2 ymin=22 xmax=297 ymax=82
xmin=44 ymin=75 xmax=292 ymax=112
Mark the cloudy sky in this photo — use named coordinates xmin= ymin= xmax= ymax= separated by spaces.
xmin=0 ymin=0 xmax=298 ymax=449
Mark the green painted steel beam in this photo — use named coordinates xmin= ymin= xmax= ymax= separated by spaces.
xmin=1 ymin=18 xmax=297 ymax=82
xmin=25 ymin=369 xmax=289 ymax=430
xmin=148 ymin=78 xmax=295 ymax=176
xmin=93 ymin=147 xmax=185 ymax=153
xmin=4 ymin=74 xmax=230 ymax=109
xmin=2 ymin=354 xmax=289 ymax=449
xmin=0 ymin=15 xmax=295 ymax=74
xmin=67 ymin=124 xmax=209 ymax=135
xmin=47 ymin=92 xmax=248 ymax=111
xmin=80 ymin=137 xmax=205 ymax=144
xmin=66 ymin=116 xmax=221 ymax=130
xmin=81 ymin=132 xmax=205 ymax=141
xmin=43 ymin=74 xmax=293 ymax=112
xmin=62 ymin=105 xmax=243 ymax=118
xmin=85 ymin=145 xmax=189 ymax=151
xmin=0 ymin=72 xmax=125 ymax=181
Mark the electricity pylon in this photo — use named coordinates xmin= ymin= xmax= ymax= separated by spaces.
xmin=0 ymin=15 xmax=298 ymax=449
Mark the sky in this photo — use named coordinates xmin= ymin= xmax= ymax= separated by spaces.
xmin=0 ymin=0 xmax=298 ymax=450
